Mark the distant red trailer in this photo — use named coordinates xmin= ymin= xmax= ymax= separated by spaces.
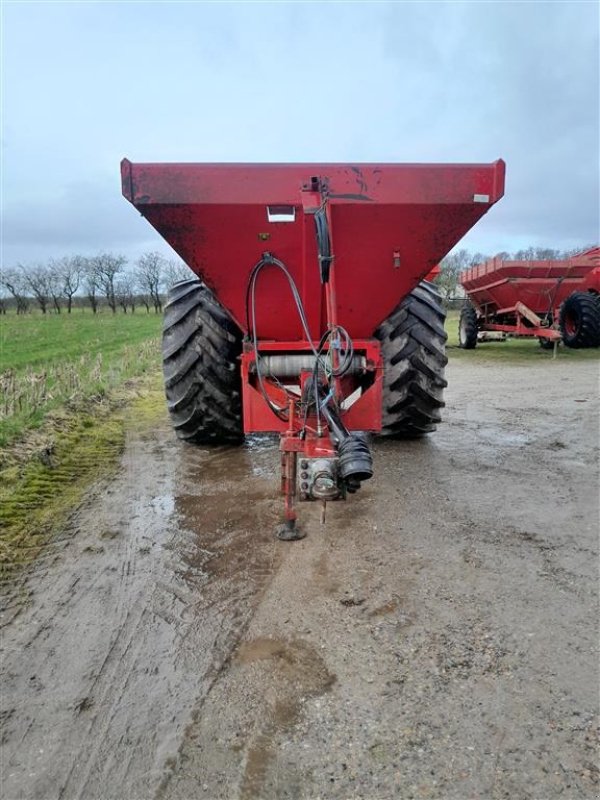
xmin=459 ymin=247 xmax=600 ymax=349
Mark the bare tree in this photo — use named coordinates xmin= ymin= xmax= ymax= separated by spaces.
xmin=52 ymin=255 xmax=84 ymax=313
xmin=137 ymin=278 xmax=152 ymax=314
xmin=114 ymin=274 xmax=135 ymax=314
xmin=436 ymin=250 xmax=490 ymax=302
xmin=129 ymin=287 xmax=136 ymax=314
xmin=0 ymin=278 xmax=9 ymax=314
xmin=83 ymin=259 xmax=100 ymax=313
xmin=90 ymin=253 xmax=126 ymax=313
xmin=1 ymin=268 xmax=30 ymax=314
xmin=47 ymin=268 xmax=62 ymax=314
xmin=513 ymin=246 xmax=561 ymax=261
xmin=20 ymin=263 xmax=54 ymax=314
xmin=560 ymin=244 xmax=598 ymax=258
xmin=137 ymin=252 xmax=167 ymax=313
xmin=162 ymin=259 xmax=192 ymax=293
xmin=436 ymin=250 xmax=474 ymax=302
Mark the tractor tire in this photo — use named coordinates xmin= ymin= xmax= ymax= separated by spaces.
xmin=375 ymin=280 xmax=448 ymax=438
xmin=162 ymin=278 xmax=244 ymax=444
xmin=458 ymin=303 xmax=478 ymax=349
xmin=559 ymin=291 xmax=600 ymax=348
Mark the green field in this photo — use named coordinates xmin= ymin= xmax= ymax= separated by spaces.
xmin=1 ymin=310 xmax=161 ymax=372
xmin=0 ymin=311 xmax=162 ymax=447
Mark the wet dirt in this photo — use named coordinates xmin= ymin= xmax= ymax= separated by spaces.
xmin=1 ymin=358 xmax=598 ymax=799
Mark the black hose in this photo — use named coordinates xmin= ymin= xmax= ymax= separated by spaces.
xmin=245 ymin=225 xmax=354 ymax=426
xmin=246 ymin=253 xmax=325 ymax=422
xmin=314 ymin=207 xmax=333 ymax=283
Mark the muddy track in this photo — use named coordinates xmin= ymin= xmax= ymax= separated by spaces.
xmin=1 ymin=359 xmax=598 ymax=799
xmin=1 ymin=427 xmax=283 ymax=799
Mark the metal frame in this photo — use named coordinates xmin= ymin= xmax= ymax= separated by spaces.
xmin=121 ymin=159 xmax=507 ymax=536
xmin=477 ymin=301 xmax=560 ymax=341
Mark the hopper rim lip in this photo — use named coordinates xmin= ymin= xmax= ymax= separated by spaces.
xmin=121 ymin=157 xmax=506 ymax=205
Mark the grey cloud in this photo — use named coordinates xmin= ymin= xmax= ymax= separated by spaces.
xmin=380 ymin=1 xmax=599 ymax=246
xmin=2 ymin=177 xmax=173 ymax=265
xmin=2 ymin=1 xmax=598 ymax=265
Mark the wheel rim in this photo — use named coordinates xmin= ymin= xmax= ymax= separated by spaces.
xmin=459 ymin=317 xmax=468 ymax=343
xmin=564 ymin=310 xmax=578 ymax=337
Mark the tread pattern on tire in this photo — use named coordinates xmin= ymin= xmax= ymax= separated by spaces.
xmin=458 ymin=303 xmax=478 ymax=349
xmin=162 ymin=278 xmax=243 ymax=443
xmin=559 ymin=291 xmax=600 ymax=349
xmin=375 ymin=280 xmax=448 ymax=438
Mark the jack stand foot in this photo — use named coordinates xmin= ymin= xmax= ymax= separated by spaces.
xmin=276 ymin=519 xmax=306 ymax=541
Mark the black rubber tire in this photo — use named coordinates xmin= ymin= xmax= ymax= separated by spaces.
xmin=559 ymin=291 xmax=600 ymax=348
xmin=162 ymin=279 xmax=244 ymax=444
xmin=538 ymin=337 xmax=557 ymax=350
xmin=458 ymin=303 xmax=478 ymax=349
xmin=375 ymin=280 xmax=448 ymax=438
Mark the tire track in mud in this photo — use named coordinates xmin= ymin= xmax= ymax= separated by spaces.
xmin=236 ymin=638 xmax=336 ymax=800
xmin=1 ymin=425 xmax=284 ymax=800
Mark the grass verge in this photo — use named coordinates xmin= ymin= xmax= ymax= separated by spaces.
xmin=0 ymin=370 xmax=166 ymax=582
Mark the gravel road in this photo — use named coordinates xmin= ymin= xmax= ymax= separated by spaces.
xmin=1 ymin=357 xmax=598 ymax=800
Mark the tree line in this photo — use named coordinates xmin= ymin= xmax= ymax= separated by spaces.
xmin=2 ymin=244 xmax=596 ymax=314
xmin=436 ymin=245 xmax=597 ymax=302
xmin=0 ymin=253 xmax=191 ymax=315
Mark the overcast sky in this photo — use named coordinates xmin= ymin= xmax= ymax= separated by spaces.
xmin=2 ymin=0 xmax=599 ymax=267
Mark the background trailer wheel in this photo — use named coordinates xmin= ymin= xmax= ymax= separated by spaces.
xmin=458 ymin=303 xmax=478 ymax=349
xmin=375 ymin=281 xmax=448 ymax=438
xmin=162 ymin=279 xmax=243 ymax=444
xmin=559 ymin=291 xmax=600 ymax=349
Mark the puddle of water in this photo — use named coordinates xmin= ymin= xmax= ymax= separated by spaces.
xmin=435 ymin=425 xmax=531 ymax=451
xmin=151 ymin=494 xmax=175 ymax=516
xmin=477 ymin=429 xmax=531 ymax=447
xmin=179 ymin=437 xmax=278 ymax=487
xmin=165 ymin=438 xmax=282 ymax=593
xmin=245 ymin=434 xmax=278 ymax=452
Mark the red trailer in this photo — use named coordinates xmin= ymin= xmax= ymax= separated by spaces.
xmin=459 ymin=248 xmax=600 ymax=349
xmin=122 ymin=159 xmax=505 ymax=537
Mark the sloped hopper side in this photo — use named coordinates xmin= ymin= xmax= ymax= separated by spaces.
xmin=122 ymin=160 xmax=505 ymax=340
xmin=461 ymin=248 xmax=600 ymax=315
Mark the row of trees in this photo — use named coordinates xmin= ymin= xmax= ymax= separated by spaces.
xmin=2 ymin=244 xmax=595 ymax=313
xmin=0 ymin=253 xmax=191 ymax=315
xmin=436 ymin=245 xmax=596 ymax=301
